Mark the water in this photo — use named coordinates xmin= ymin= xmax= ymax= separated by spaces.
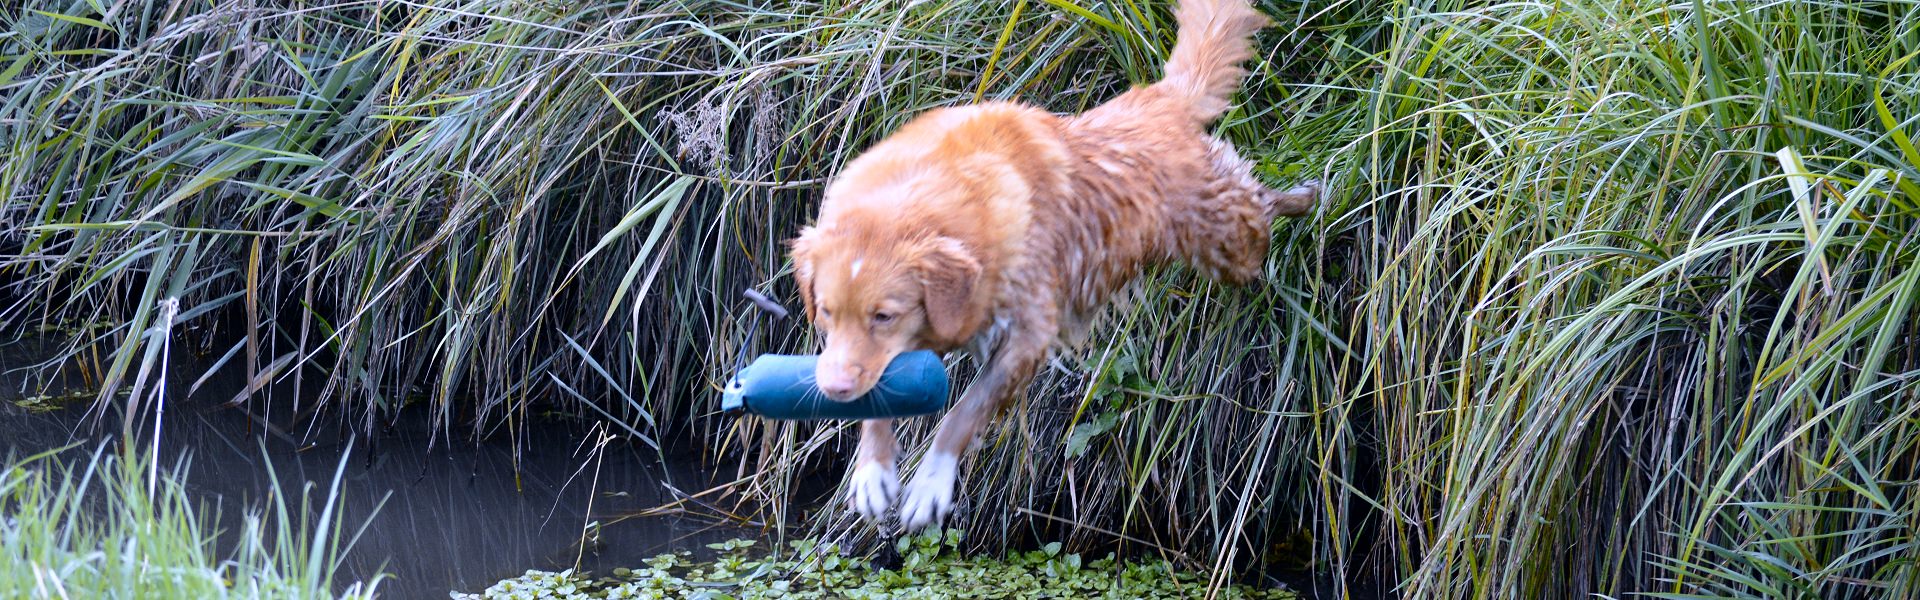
xmin=2 ymin=336 xmax=1353 ymax=599
xmin=0 ymin=337 xmax=757 ymax=598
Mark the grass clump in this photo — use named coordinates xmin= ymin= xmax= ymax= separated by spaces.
xmin=0 ymin=444 xmax=383 ymax=599
xmin=454 ymin=531 xmax=1294 ymax=600
xmin=5 ymin=0 xmax=1920 ymax=597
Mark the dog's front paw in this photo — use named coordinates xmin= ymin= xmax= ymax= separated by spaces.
xmin=899 ymin=452 xmax=959 ymax=531
xmin=847 ymin=460 xmax=899 ymax=521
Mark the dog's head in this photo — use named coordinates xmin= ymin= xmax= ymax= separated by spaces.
xmin=790 ymin=224 xmax=983 ymax=401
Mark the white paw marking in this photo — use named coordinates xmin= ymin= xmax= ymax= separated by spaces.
xmin=847 ymin=461 xmax=898 ymax=521
xmin=899 ymin=452 xmax=959 ymax=531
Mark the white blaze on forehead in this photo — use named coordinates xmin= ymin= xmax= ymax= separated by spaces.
xmin=850 ymin=257 xmax=864 ymax=277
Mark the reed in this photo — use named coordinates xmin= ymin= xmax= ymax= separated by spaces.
xmin=0 ymin=444 xmax=383 ymax=598
xmin=4 ymin=0 xmax=1916 ymax=596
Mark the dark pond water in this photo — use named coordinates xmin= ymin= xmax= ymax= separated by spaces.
xmin=0 ymin=337 xmax=759 ymax=598
xmin=2 ymin=335 xmax=1357 ymax=599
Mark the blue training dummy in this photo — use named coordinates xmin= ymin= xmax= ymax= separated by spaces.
xmin=721 ymin=290 xmax=951 ymax=420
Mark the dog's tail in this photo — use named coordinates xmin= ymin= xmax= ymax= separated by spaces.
xmin=1156 ymin=0 xmax=1270 ymax=124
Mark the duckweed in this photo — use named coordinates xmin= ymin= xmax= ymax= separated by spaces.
xmin=452 ymin=530 xmax=1295 ymax=599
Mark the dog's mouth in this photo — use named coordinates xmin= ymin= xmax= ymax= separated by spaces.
xmin=818 ymin=380 xmax=876 ymax=403
xmin=814 ymin=362 xmax=879 ymax=402
xmin=822 ymin=388 xmax=862 ymax=403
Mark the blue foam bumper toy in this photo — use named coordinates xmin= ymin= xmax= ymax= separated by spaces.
xmin=720 ymin=289 xmax=950 ymax=420
xmin=721 ymin=351 xmax=949 ymax=420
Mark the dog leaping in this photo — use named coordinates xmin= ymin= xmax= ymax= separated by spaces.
xmin=789 ymin=0 xmax=1319 ymax=530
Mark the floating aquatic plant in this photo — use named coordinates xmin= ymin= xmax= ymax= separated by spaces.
xmin=452 ymin=530 xmax=1295 ymax=600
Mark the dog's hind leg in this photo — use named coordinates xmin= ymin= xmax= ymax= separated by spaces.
xmin=1171 ymin=139 xmax=1318 ymax=284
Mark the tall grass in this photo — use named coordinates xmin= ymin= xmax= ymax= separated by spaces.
xmin=0 ymin=444 xmax=383 ymax=598
xmin=1303 ymin=0 xmax=1920 ymax=595
xmin=3 ymin=0 xmax=1917 ymax=597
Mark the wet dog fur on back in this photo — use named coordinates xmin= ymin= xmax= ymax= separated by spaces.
xmin=788 ymin=0 xmax=1319 ymax=529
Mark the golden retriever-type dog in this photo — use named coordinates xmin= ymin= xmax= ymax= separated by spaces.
xmin=788 ymin=0 xmax=1318 ymax=529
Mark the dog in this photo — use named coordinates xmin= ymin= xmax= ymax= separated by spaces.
xmin=788 ymin=0 xmax=1318 ymax=530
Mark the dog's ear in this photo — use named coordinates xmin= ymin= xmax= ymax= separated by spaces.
xmin=912 ymin=236 xmax=984 ymax=342
xmin=789 ymin=226 xmax=822 ymax=322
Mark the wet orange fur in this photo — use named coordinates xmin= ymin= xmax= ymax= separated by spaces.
xmin=789 ymin=0 xmax=1318 ymax=528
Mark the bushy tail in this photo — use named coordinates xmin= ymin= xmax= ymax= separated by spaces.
xmin=1157 ymin=0 xmax=1270 ymax=124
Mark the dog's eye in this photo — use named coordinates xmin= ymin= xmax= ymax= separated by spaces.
xmin=872 ymin=312 xmax=895 ymax=324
